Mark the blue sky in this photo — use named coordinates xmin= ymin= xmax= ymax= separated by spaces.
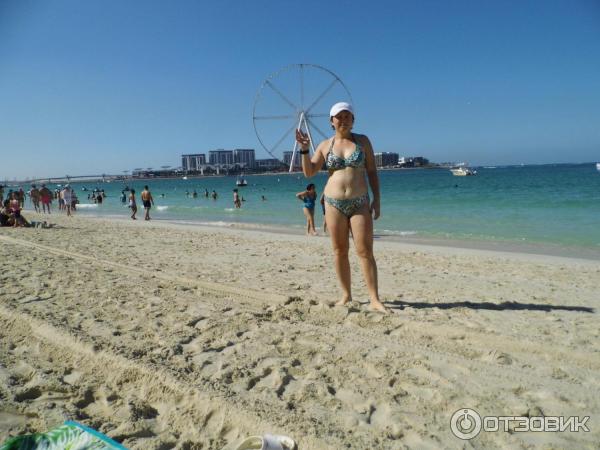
xmin=1 ymin=0 xmax=599 ymax=180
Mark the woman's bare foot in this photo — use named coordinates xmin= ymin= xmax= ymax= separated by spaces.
xmin=368 ymin=300 xmax=390 ymax=313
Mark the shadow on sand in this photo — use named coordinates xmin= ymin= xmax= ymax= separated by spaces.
xmin=386 ymin=299 xmax=594 ymax=313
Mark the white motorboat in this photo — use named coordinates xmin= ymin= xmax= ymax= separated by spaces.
xmin=596 ymin=163 xmax=600 ymax=171
xmin=450 ymin=167 xmax=477 ymax=176
xmin=236 ymin=176 xmax=248 ymax=186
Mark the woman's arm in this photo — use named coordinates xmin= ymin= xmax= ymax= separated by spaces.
xmin=296 ymin=190 xmax=308 ymax=200
xmin=361 ymin=135 xmax=381 ymax=220
xmin=296 ymin=129 xmax=326 ymax=178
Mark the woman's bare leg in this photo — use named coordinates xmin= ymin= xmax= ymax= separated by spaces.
xmin=325 ymin=204 xmax=352 ymax=305
xmin=302 ymin=207 xmax=311 ymax=234
xmin=308 ymin=209 xmax=317 ymax=235
xmin=350 ymin=203 xmax=388 ymax=312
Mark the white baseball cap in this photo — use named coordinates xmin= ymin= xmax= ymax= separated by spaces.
xmin=329 ymin=102 xmax=354 ymax=117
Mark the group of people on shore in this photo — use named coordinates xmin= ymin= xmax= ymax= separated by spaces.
xmin=125 ymin=185 xmax=154 ymax=220
xmin=1 ymin=183 xmax=53 ymax=227
xmin=0 ymin=183 xmax=85 ymax=225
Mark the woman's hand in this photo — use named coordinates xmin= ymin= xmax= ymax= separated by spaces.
xmin=295 ymin=129 xmax=310 ymax=150
xmin=370 ymin=197 xmax=380 ymax=220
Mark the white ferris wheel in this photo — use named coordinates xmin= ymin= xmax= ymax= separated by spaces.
xmin=253 ymin=64 xmax=353 ymax=172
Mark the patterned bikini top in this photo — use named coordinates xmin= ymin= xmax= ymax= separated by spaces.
xmin=325 ymin=134 xmax=366 ymax=172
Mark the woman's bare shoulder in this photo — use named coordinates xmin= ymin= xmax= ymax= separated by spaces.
xmin=316 ymin=137 xmax=333 ymax=155
xmin=354 ymin=133 xmax=373 ymax=149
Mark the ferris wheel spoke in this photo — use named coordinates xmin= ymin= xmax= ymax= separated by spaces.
xmin=269 ymin=122 xmax=298 ymax=154
xmin=254 ymin=114 xmax=296 ymax=120
xmin=306 ymin=113 xmax=328 ymax=118
xmin=305 ymin=78 xmax=339 ymax=113
xmin=300 ymin=65 xmax=304 ymax=109
xmin=266 ymin=80 xmax=298 ymax=111
xmin=307 ymin=118 xmax=329 ymax=140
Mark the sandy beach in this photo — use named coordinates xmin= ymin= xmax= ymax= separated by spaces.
xmin=1 ymin=214 xmax=599 ymax=449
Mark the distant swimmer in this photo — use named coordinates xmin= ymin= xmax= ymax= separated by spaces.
xmin=204 ymin=189 xmax=209 ymax=198
xmin=141 ymin=185 xmax=154 ymax=220
xmin=261 ymin=195 xmax=266 ymax=201
xmin=192 ymin=190 xmax=198 ymax=198
xmin=211 ymin=190 xmax=217 ymax=200
xmin=120 ymin=191 xmax=127 ymax=203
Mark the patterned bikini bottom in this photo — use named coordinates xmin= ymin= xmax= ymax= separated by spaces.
xmin=324 ymin=193 xmax=369 ymax=218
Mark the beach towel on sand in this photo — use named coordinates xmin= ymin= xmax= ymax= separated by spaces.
xmin=1 ymin=421 xmax=127 ymax=450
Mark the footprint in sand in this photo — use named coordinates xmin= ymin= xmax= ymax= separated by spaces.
xmin=483 ymin=349 xmax=513 ymax=365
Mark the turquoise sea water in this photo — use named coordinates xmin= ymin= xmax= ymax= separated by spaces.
xmin=28 ymin=164 xmax=600 ymax=249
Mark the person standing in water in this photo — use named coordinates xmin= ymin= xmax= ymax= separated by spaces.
xmin=129 ymin=189 xmax=137 ymax=220
xmin=141 ymin=185 xmax=154 ymax=220
xmin=296 ymin=183 xmax=317 ymax=235
xmin=296 ymin=102 xmax=387 ymax=313
xmin=233 ymin=189 xmax=242 ymax=208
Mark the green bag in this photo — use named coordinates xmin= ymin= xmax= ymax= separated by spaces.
xmin=1 ymin=421 xmax=127 ymax=450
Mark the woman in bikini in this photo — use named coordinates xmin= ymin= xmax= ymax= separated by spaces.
xmin=129 ymin=189 xmax=138 ymax=220
xmin=296 ymin=102 xmax=387 ymax=313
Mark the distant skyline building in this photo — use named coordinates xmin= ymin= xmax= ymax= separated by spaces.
xmin=255 ymin=158 xmax=284 ymax=171
xmin=233 ymin=148 xmax=255 ymax=168
xmin=209 ymin=149 xmax=234 ymax=165
xmin=398 ymin=156 xmax=429 ymax=167
xmin=181 ymin=153 xmax=206 ymax=171
xmin=374 ymin=152 xmax=399 ymax=167
xmin=283 ymin=150 xmax=301 ymax=170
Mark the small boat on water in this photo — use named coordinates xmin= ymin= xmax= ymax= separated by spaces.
xmin=236 ymin=176 xmax=248 ymax=187
xmin=450 ymin=167 xmax=477 ymax=176
xmin=596 ymin=163 xmax=600 ymax=171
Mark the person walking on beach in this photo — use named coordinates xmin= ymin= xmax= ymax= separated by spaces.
xmin=40 ymin=184 xmax=52 ymax=214
xmin=296 ymin=183 xmax=318 ymax=235
xmin=17 ymin=188 xmax=25 ymax=209
xmin=61 ymin=185 xmax=73 ymax=216
xmin=29 ymin=185 xmax=41 ymax=213
xmin=296 ymin=102 xmax=387 ymax=313
xmin=141 ymin=185 xmax=154 ymax=220
xmin=129 ymin=189 xmax=138 ymax=220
